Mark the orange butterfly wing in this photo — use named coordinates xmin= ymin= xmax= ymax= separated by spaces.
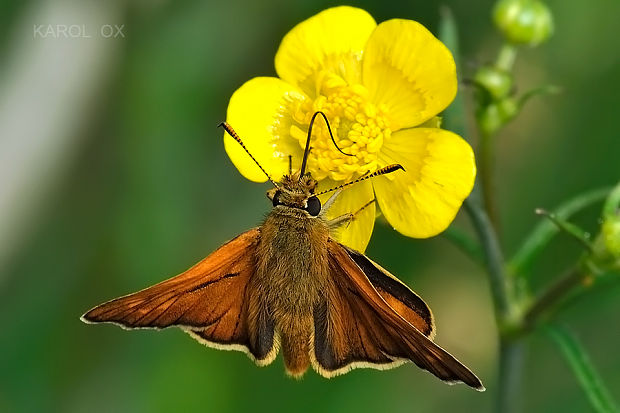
xmin=343 ymin=246 xmax=435 ymax=339
xmin=312 ymin=240 xmax=484 ymax=390
xmin=82 ymin=228 xmax=278 ymax=364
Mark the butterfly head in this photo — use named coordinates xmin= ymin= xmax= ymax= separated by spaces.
xmin=266 ymin=172 xmax=321 ymax=217
xmin=220 ymin=114 xmax=403 ymax=219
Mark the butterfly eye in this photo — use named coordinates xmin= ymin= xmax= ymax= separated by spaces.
xmin=305 ymin=196 xmax=321 ymax=216
xmin=272 ymin=190 xmax=282 ymax=207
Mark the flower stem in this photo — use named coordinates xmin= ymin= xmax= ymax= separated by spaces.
xmin=497 ymin=338 xmax=526 ymax=413
xmin=496 ymin=43 xmax=518 ymax=72
xmin=479 ymin=131 xmax=501 ymax=232
xmin=464 ymin=196 xmax=512 ymax=319
xmin=523 ymin=267 xmax=588 ymax=329
xmin=465 ymin=195 xmax=521 ymax=413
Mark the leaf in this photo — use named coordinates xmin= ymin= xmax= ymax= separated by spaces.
xmin=518 ymin=84 xmax=561 ymax=108
xmin=544 ymin=324 xmax=619 ymax=413
xmin=534 ymin=208 xmax=593 ymax=252
xmin=603 ymin=181 xmax=620 ymax=218
xmin=509 ymin=187 xmax=612 ymax=277
xmin=439 ymin=6 xmax=468 ymax=141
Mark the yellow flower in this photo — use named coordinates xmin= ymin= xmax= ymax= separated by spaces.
xmin=224 ymin=6 xmax=476 ymax=252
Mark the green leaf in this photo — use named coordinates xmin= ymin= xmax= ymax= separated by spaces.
xmin=509 ymin=187 xmax=612 ymax=277
xmin=534 ymin=208 xmax=593 ymax=252
xmin=439 ymin=7 xmax=468 ymax=141
xmin=544 ymin=325 xmax=619 ymax=413
xmin=518 ymin=84 xmax=561 ymax=108
xmin=603 ymin=181 xmax=620 ymax=218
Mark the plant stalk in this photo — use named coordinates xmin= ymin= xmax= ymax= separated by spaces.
xmin=479 ymin=131 xmax=501 ymax=232
xmin=465 ymin=194 xmax=521 ymax=413
xmin=464 ymin=197 xmax=512 ymax=319
xmin=497 ymin=339 xmax=525 ymax=413
xmin=496 ymin=43 xmax=517 ymax=72
xmin=523 ymin=267 xmax=588 ymax=329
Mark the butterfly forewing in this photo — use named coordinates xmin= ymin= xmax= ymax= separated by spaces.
xmin=315 ymin=240 xmax=484 ymax=391
xmin=82 ymin=228 xmax=278 ymax=364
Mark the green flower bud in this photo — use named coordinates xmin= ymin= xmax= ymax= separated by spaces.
xmin=590 ymin=183 xmax=620 ymax=272
xmin=493 ymin=0 xmax=554 ymax=46
xmin=591 ymin=219 xmax=620 ymax=274
xmin=602 ymin=216 xmax=620 ymax=258
xmin=601 ymin=182 xmax=620 ymax=259
xmin=477 ymin=98 xmax=518 ymax=135
xmin=474 ymin=65 xmax=513 ymax=100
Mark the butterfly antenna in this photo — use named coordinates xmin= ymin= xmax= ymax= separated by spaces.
xmin=219 ymin=122 xmax=279 ymax=188
xmin=299 ymin=111 xmax=354 ymax=179
xmin=314 ymin=164 xmax=405 ymax=196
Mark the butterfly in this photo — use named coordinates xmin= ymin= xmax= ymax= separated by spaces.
xmin=81 ymin=111 xmax=484 ymax=391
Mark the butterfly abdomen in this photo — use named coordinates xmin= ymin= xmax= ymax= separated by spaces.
xmin=278 ymin=314 xmax=312 ymax=377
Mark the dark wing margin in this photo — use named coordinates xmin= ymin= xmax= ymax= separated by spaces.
xmin=81 ymin=228 xmax=279 ymax=365
xmin=312 ymin=239 xmax=484 ymax=391
xmin=343 ymin=246 xmax=435 ymax=338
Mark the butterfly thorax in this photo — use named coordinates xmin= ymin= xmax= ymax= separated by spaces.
xmin=257 ymin=171 xmax=331 ymax=317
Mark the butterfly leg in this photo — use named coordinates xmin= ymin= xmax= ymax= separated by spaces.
xmin=353 ymin=198 xmax=376 ymax=216
xmin=325 ymin=198 xmax=376 ymax=231
xmin=319 ymin=189 xmax=342 ymax=217
xmin=326 ymin=213 xmax=353 ymax=231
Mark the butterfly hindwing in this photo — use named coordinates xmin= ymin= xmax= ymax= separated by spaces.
xmin=313 ymin=278 xmax=408 ymax=375
xmin=81 ymin=228 xmax=278 ymax=365
xmin=312 ymin=239 xmax=484 ymax=390
xmin=343 ymin=246 xmax=435 ymax=338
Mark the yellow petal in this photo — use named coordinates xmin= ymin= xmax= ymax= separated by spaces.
xmin=225 ymin=77 xmax=306 ymax=182
xmin=318 ymin=179 xmax=375 ymax=252
xmin=374 ymin=128 xmax=475 ymax=238
xmin=362 ymin=20 xmax=457 ymax=130
xmin=275 ymin=6 xmax=376 ymax=97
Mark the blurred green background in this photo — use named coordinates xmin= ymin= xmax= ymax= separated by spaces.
xmin=0 ymin=0 xmax=618 ymax=412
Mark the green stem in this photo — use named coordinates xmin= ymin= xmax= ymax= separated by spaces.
xmin=478 ymin=44 xmax=518 ymax=232
xmin=465 ymin=196 xmax=520 ymax=413
xmin=464 ymin=198 xmax=512 ymax=320
xmin=440 ymin=12 xmax=522 ymax=410
xmin=479 ymin=131 xmax=501 ymax=231
xmin=497 ymin=339 xmax=526 ymax=413
xmin=495 ymin=43 xmax=518 ymax=72
xmin=523 ymin=267 xmax=588 ymax=329
xmin=475 ymin=41 xmax=521 ymax=413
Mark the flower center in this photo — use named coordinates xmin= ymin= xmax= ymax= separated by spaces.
xmin=289 ymin=77 xmax=392 ymax=182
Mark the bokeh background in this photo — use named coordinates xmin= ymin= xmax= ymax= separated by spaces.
xmin=1 ymin=0 xmax=618 ymax=412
